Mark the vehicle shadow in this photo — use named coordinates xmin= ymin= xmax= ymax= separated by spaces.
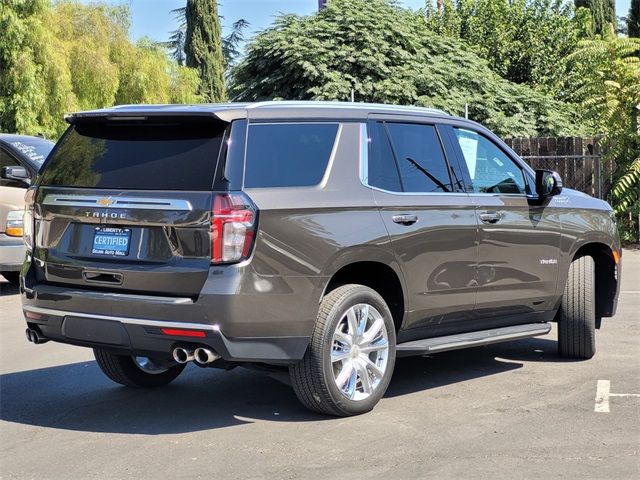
xmin=387 ymin=336 xmax=572 ymax=398
xmin=0 ymin=336 xmax=567 ymax=434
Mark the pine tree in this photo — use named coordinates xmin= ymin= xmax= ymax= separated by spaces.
xmin=604 ymin=0 xmax=617 ymax=29
xmin=185 ymin=0 xmax=226 ymax=102
xmin=575 ymin=0 xmax=616 ymax=34
xmin=629 ymin=0 xmax=640 ymax=37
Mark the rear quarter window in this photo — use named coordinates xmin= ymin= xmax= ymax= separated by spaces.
xmin=244 ymin=123 xmax=339 ymax=188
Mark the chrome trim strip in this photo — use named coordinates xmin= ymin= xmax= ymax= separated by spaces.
xmin=318 ymin=123 xmax=342 ymax=188
xmin=57 ymin=290 xmax=193 ymax=305
xmin=42 ymin=195 xmax=193 ymax=211
xmin=22 ymin=305 xmax=219 ymax=331
xmin=396 ymin=323 xmax=551 ymax=355
xmin=426 ymin=324 xmax=551 ymax=352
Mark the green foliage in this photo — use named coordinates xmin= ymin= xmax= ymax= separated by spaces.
xmin=0 ymin=0 xmax=201 ymax=138
xmin=568 ymin=36 xmax=640 ymax=214
xmin=222 ymin=19 xmax=250 ymax=68
xmin=423 ymin=0 xmax=581 ymax=93
xmin=158 ymin=7 xmax=187 ymax=66
xmin=575 ymin=0 xmax=616 ymax=34
xmin=230 ymin=0 xmax=582 ymax=138
xmin=0 ymin=0 xmax=50 ymax=136
xmin=629 ymin=0 xmax=640 ymax=37
xmin=165 ymin=7 xmax=249 ymax=73
xmin=185 ymin=0 xmax=226 ymax=102
xmin=617 ymin=204 xmax=639 ymax=244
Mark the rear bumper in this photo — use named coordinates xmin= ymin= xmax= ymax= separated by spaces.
xmin=0 ymin=234 xmax=24 ymax=271
xmin=20 ymin=262 xmax=324 ymax=363
xmin=22 ymin=304 xmax=309 ymax=363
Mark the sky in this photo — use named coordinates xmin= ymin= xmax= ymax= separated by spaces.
xmin=84 ymin=0 xmax=634 ymax=43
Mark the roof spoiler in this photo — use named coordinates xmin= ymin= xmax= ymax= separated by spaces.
xmin=64 ymin=111 xmax=230 ymax=125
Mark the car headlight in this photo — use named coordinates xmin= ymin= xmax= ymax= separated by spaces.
xmin=5 ymin=210 xmax=24 ymax=237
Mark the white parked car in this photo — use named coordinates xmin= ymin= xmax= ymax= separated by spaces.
xmin=0 ymin=134 xmax=54 ymax=284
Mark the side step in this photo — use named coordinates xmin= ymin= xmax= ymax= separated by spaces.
xmin=396 ymin=323 xmax=552 ymax=357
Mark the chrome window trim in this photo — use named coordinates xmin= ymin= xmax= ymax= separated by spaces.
xmin=42 ymin=195 xmax=193 ymax=211
xmin=358 ymin=122 xmax=469 ymax=197
xmin=22 ymin=305 xmax=220 ymax=331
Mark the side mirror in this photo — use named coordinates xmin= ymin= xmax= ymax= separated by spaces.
xmin=535 ymin=169 xmax=562 ymax=200
xmin=1 ymin=166 xmax=30 ymax=185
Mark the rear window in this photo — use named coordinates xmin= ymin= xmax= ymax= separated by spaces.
xmin=244 ymin=123 xmax=339 ymax=188
xmin=40 ymin=121 xmax=226 ymax=190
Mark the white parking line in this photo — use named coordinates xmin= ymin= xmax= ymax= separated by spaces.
xmin=595 ymin=380 xmax=610 ymax=412
xmin=595 ymin=380 xmax=640 ymax=413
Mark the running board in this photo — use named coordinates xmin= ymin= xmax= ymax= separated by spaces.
xmin=396 ymin=323 xmax=552 ymax=357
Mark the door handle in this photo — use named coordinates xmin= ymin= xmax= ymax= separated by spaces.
xmin=479 ymin=212 xmax=502 ymax=224
xmin=392 ymin=214 xmax=418 ymax=226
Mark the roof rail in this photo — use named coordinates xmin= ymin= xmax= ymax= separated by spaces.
xmin=245 ymin=100 xmax=449 ymax=116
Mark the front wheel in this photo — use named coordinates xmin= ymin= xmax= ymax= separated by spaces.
xmin=558 ymin=255 xmax=596 ymax=359
xmin=290 ymin=284 xmax=396 ymax=416
xmin=94 ymin=349 xmax=185 ymax=388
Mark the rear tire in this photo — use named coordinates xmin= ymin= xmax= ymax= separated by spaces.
xmin=2 ymin=272 xmax=19 ymax=285
xmin=289 ymin=284 xmax=396 ymax=416
xmin=94 ymin=349 xmax=185 ymax=387
xmin=558 ymin=255 xmax=596 ymax=359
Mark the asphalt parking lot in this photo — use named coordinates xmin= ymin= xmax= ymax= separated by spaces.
xmin=1 ymin=251 xmax=639 ymax=479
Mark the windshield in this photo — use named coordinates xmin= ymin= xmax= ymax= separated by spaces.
xmin=7 ymin=138 xmax=54 ymax=169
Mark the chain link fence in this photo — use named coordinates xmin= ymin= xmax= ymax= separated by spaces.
xmin=504 ymin=136 xmax=614 ymax=200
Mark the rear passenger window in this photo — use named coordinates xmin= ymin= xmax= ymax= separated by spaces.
xmin=244 ymin=123 xmax=339 ymax=188
xmin=386 ymin=123 xmax=452 ymax=193
xmin=367 ymin=121 xmax=402 ymax=192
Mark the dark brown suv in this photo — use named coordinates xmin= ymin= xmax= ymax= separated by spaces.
xmin=20 ymin=101 xmax=621 ymax=416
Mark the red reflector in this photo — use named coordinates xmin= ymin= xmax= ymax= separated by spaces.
xmin=160 ymin=328 xmax=206 ymax=338
xmin=25 ymin=311 xmax=43 ymax=320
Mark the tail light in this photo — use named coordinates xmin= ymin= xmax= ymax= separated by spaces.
xmin=5 ymin=210 xmax=24 ymax=237
xmin=23 ymin=187 xmax=37 ymax=250
xmin=211 ymin=192 xmax=257 ymax=264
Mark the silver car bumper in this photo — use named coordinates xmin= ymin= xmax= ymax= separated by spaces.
xmin=0 ymin=233 xmax=25 ymax=271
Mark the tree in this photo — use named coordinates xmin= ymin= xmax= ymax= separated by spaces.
xmin=575 ymin=0 xmax=616 ymax=34
xmin=568 ymin=35 xmax=640 ymax=214
xmin=222 ymin=19 xmax=250 ymax=68
xmin=0 ymin=0 xmax=49 ymax=136
xmin=185 ymin=0 xmax=226 ymax=102
xmin=164 ymin=6 xmax=249 ymax=70
xmin=159 ymin=7 xmax=187 ymax=65
xmin=629 ymin=0 xmax=640 ymax=37
xmin=0 ymin=1 xmax=201 ymax=138
xmin=423 ymin=0 xmax=582 ymax=94
xmin=230 ymin=0 xmax=583 ymax=138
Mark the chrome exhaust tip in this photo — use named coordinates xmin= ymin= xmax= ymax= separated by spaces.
xmin=172 ymin=347 xmax=194 ymax=364
xmin=194 ymin=347 xmax=220 ymax=365
xmin=26 ymin=328 xmax=49 ymax=344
